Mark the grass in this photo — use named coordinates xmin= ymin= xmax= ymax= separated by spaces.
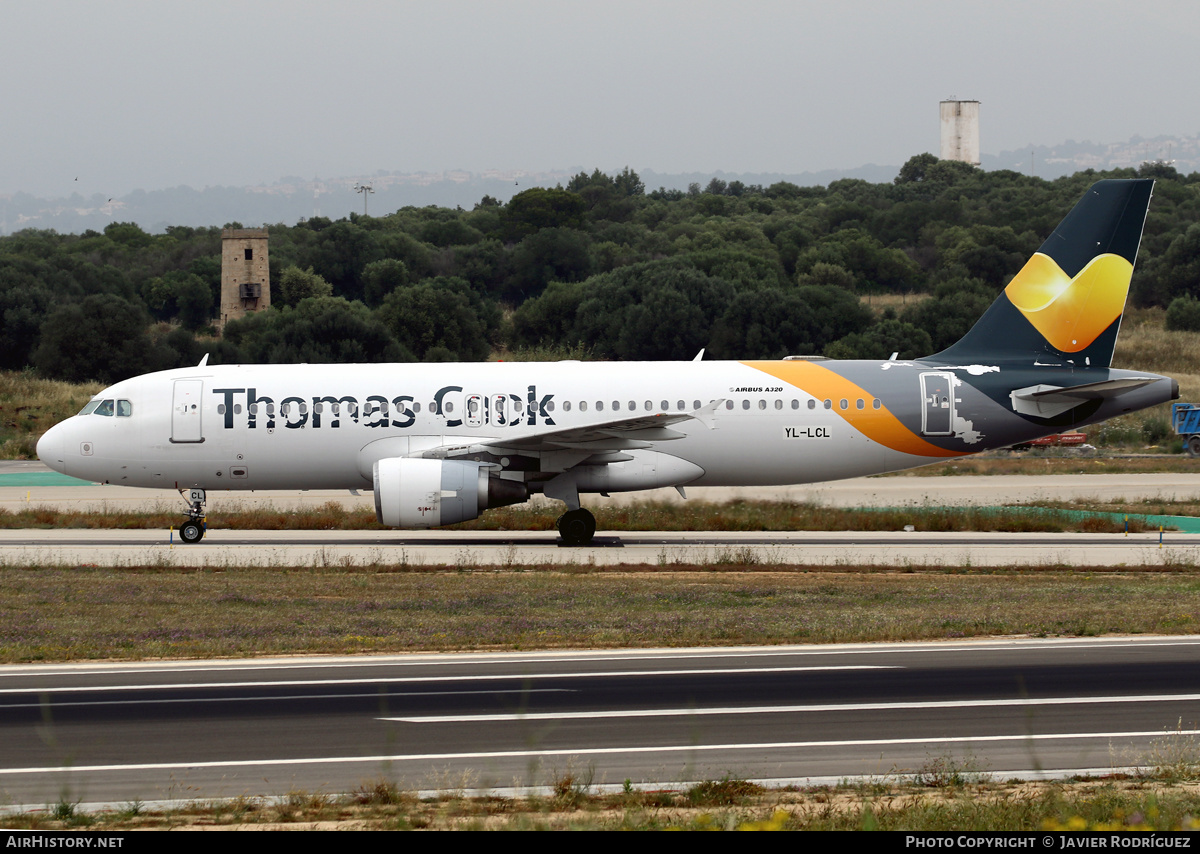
xmin=0 ymin=372 xmax=102 ymax=459
xmin=7 ymin=772 xmax=1200 ymax=830
xmin=1106 ymin=306 xmax=1200 ymax=451
xmin=859 ymin=292 xmax=931 ymax=315
xmin=491 ymin=341 xmax=594 ymax=362
xmin=881 ymin=452 xmax=1200 ymax=475
xmin=0 ymin=498 xmax=1157 ymax=533
xmin=2 ymin=566 xmax=1200 ymax=661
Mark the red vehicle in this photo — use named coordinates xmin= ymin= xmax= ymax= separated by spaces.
xmin=1010 ymin=432 xmax=1087 ymax=451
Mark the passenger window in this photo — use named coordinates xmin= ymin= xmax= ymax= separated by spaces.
xmin=823 ymin=400 xmax=832 ymax=410
xmin=741 ymin=400 xmax=750 ymax=410
xmin=596 ymin=401 xmax=604 ymax=411
xmin=693 ymin=400 xmax=701 ymax=410
xmin=775 ymin=400 xmax=783 ymax=410
xmin=873 ymin=399 xmax=882 ymax=410
xmin=644 ymin=401 xmax=652 ymax=410
xmin=677 ymin=400 xmax=685 ymax=410
xmin=758 ymin=400 xmax=766 ymax=410
xmin=217 ymin=404 xmax=226 ymax=415
xmin=857 ymin=399 xmax=865 ymax=410
xmin=808 ymin=400 xmax=816 ymax=410
xmin=661 ymin=400 xmax=669 ymax=410
xmin=563 ymin=401 xmax=572 ymax=412
xmin=725 ymin=400 xmax=734 ymax=410
xmin=546 ymin=400 xmax=555 ymax=412
xmin=580 ymin=401 xmax=588 ymax=412
xmin=840 ymin=399 xmax=848 ymax=410
xmin=612 ymin=401 xmax=620 ymax=411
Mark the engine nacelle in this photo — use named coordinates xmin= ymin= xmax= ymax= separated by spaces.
xmin=373 ymin=458 xmax=527 ymax=529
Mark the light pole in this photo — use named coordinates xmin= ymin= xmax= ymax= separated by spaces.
xmin=354 ymin=183 xmax=374 ymax=216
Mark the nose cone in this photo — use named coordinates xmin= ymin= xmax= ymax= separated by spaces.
xmin=37 ymin=422 xmax=67 ymax=474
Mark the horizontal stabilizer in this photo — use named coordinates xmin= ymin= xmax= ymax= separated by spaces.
xmin=1009 ymin=377 xmax=1157 ymax=418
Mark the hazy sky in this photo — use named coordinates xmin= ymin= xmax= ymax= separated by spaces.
xmin=3 ymin=0 xmax=1198 ymax=198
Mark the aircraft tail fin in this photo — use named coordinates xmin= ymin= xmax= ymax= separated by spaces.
xmin=931 ymin=178 xmax=1153 ymax=368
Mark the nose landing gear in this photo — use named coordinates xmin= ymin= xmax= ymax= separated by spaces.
xmin=177 ymin=487 xmax=206 ymax=544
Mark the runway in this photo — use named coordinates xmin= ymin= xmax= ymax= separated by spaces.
xmin=5 ymin=469 xmax=1200 ymax=513
xmin=3 ymin=467 xmax=1200 ymax=806
xmin=1 ymin=637 xmax=1198 ymax=806
xmin=1 ymin=527 xmax=1197 ymax=567
xmin=5 ymin=464 xmax=1200 ymax=566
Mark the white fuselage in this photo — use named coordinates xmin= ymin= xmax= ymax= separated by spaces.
xmin=37 ymin=360 xmax=949 ymax=494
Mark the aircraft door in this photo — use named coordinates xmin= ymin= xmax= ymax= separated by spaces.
xmin=465 ymin=394 xmax=484 ymax=427
xmin=171 ymin=379 xmax=205 ymax=443
xmin=490 ymin=394 xmax=507 ymax=427
xmin=919 ymin=372 xmax=954 ymax=436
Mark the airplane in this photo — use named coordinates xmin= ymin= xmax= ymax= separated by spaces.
xmin=36 ymin=178 xmax=1178 ymax=546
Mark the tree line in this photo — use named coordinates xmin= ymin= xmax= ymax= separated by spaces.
xmin=4 ymin=157 xmax=1200 ymax=385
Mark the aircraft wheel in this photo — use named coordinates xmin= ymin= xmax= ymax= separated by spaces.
xmin=557 ymin=508 xmax=596 ymax=546
xmin=1189 ymin=436 xmax=1200 ymax=458
xmin=179 ymin=520 xmax=205 ymax=544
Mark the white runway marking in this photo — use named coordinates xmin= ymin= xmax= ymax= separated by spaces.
xmin=1 ymin=730 xmax=1193 ymax=777
xmin=0 ymin=665 xmax=897 ymax=695
xmin=2 ymin=637 xmax=1196 ymax=679
xmin=0 ymin=688 xmax=574 ymax=710
xmin=385 ymin=693 xmax=1200 ymax=723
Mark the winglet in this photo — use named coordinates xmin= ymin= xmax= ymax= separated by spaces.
xmin=688 ymin=398 xmax=723 ymax=429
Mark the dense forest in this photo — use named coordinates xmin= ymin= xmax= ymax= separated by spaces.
xmin=4 ymin=155 xmax=1200 ymax=385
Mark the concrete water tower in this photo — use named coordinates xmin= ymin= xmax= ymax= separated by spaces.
xmin=940 ymin=100 xmax=980 ymax=165
xmin=219 ymin=228 xmax=270 ymax=330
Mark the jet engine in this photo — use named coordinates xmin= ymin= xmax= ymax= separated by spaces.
xmin=373 ymin=458 xmax=527 ymax=528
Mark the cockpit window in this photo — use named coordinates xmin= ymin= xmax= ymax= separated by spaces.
xmin=80 ymin=398 xmax=127 ymax=417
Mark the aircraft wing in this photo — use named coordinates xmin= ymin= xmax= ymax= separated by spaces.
xmin=419 ymin=401 xmax=722 ymax=457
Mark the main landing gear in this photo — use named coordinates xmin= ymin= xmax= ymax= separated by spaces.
xmin=177 ymin=487 xmax=206 ymax=544
xmin=556 ymin=508 xmax=596 ymax=546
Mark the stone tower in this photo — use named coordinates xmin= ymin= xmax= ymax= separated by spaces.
xmin=219 ymin=228 xmax=270 ymax=330
xmin=939 ymin=100 xmax=981 ymax=166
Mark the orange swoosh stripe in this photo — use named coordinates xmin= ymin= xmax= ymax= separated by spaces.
xmin=1004 ymin=252 xmax=1133 ymax=352
xmin=743 ymin=360 xmax=966 ymax=458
